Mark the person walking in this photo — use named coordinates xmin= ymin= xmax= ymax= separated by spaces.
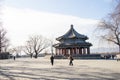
xmin=13 ymin=56 xmax=16 ymax=60
xmin=50 ymin=55 xmax=54 ymax=66
xmin=69 ymin=55 xmax=74 ymax=66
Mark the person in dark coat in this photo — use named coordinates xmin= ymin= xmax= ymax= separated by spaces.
xmin=69 ymin=55 xmax=74 ymax=66
xmin=13 ymin=56 xmax=16 ymax=60
xmin=50 ymin=55 xmax=54 ymax=66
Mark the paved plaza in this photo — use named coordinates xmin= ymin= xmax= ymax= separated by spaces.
xmin=0 ymin=57 xmax=120 ymax=80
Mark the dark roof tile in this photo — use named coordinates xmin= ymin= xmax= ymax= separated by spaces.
xmin=56 ymin=25 xmax=88 ymax=41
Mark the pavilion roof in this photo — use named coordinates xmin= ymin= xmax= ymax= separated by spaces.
xmin=53 ymin=42 xmax=92 ymax=48
xmin=56 ymin=25 xmax=88 ymax=41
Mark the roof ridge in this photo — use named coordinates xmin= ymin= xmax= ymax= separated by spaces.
xmin=56 ymin=25 xmax=88 ymax=41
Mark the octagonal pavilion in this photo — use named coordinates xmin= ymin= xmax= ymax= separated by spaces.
xmin=53 ymin=24 xmax=92 ymax=56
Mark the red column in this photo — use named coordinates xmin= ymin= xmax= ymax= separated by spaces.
xmin=83 ymin=48 xmax=86 ymax=54
xmin=74 ymin=48 xmax=76 ymax=54
xmin=87 ymin=47 xmax=90 ymax=54
xmin=77 ymin=48 xmax=79 ymax=54
xmin=76 ymin=48 xmax=78 ymax=54
xmin=72 ymin=48 xmax=74 ymax=54
xmin=79 ymin=48 xmax=82 ymax=54
xmin=62 ymin=49 xmax=63 ymax=55
xmin=65 ymin=48 xmax=66 ymax=55
xmin=55 ymin=48 xmax=57 ymax=55
xmin=66 ymin=49 xmax=67 ymax=55
xmin=59 ymin=49 xmax=60 ymax=55
xmin=60 ymin=49 xmax=62 ymax=55
xmin=79 ymin=48 xmax=80 ymax=54
xmin=72 ymin=48 xmax=74 ymax=55
xmin=70 ymin=48 xmax=72 ymax=55
xmin=63 ymin=48 xmax=65 ymax=55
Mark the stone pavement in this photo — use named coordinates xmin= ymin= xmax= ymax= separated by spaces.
xmin=0 ymin=57 xmax=120 ymax=80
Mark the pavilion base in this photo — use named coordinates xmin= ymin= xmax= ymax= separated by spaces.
xmin=73 ymin=54 xmax=102 ymax=59
xmin=54 ymin=54 xmax=102 ymax=59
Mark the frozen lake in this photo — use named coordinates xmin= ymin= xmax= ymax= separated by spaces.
xmin=0 ymin=57 xmax=120 ymax=80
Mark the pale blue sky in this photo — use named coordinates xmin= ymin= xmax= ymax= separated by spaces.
xmin=2 ymin=0 xmax=118 ymax=52
xmin=4 ymin=0 xmax=113 ymax=19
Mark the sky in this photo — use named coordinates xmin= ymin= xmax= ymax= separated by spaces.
xmin=1 ymin=0 xmax=118 ymax=52
xmin=3 ymin=0 xmax=113 ymax=19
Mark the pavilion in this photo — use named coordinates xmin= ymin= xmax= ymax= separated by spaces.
xmin=53 ymin=25 xmax=92 ymax=56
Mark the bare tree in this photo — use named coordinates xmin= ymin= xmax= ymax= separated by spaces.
xmin=0 ymin=27 xmax=9 ymax=53
xmin=23 ymin=40 xmax=34 ymax=58
xmin=8 ymin=48 xmax=17 ymax=56
xmin=97 ymin=17 xmax=120 ymax=51
xmin=112 ymin=0 xmax=120 ymax=21
xmin=97 ymin=0 xmax=120 ymax=52
xmin=0 ymin=0 xmax=9 ymax=53
xmin=26 ymin=35 xmax=50 ymax=58
xmin=9 ymin=46 xmax=23 ymax=57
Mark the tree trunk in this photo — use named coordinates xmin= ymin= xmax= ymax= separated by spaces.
xmin=35 ymin=52 xmax=38 ymax=58
xmin=30 ymin=54 xmax=33 ymax=58
xmin=0 ymin=47 xmax=1 ymax=53
xmin=0 ymin=39 xmax=1 ymax=53
xmin=119 ymin=45 xmax=120 ymax=53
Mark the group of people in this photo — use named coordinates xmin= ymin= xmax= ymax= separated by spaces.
xmin=50 ymin=55 xmax=74 ymax=66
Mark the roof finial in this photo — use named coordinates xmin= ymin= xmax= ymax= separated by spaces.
xmin=71 ymin=24 xmax=73 ymax=28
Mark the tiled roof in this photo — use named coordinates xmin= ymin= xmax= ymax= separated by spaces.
xmin=56 ymin=25 xmax=88 ymax=41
